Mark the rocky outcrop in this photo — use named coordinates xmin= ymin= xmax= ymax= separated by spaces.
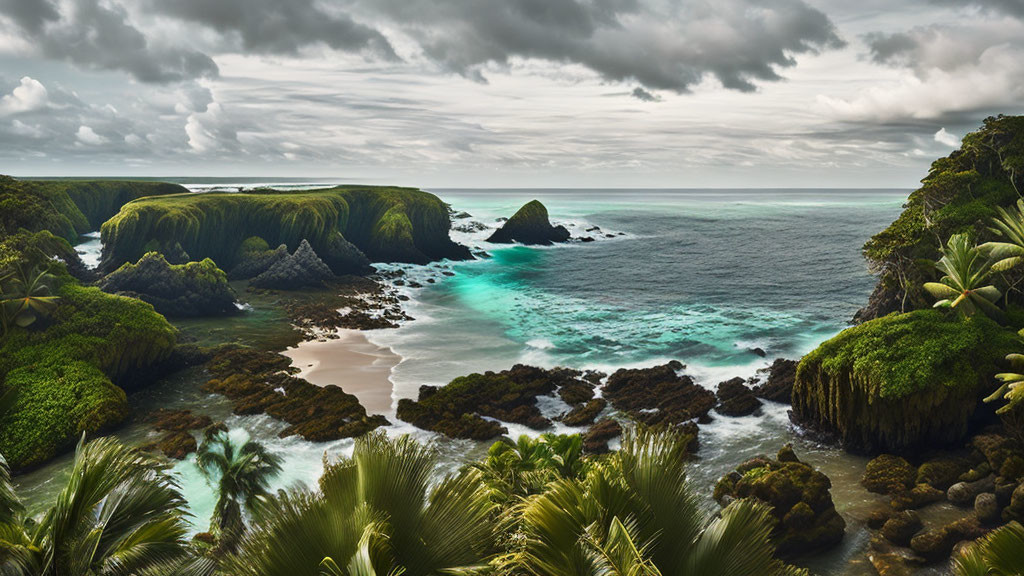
xmin=396 ymin=365 xmax=596 ymax=440
xmin=751 ymin=358 xmax=797 ymax=403
xmin=863 ymin=455 xmax=916 ymax=495
xmin=250 ymin=240 xmax=335 ymax=290
xmin=486 ymin=200 xmax=570 ymax=245
xmin=99 ymin=252 xmax=238 ymax=317
xmin=713 ymin=445 xmax=846 ymax=556
xmin=791 ymin=310 xmax=1019 ymax=454
xmin=603 ymin=361 xmax=716 ymax=426
xmin=100 ymin=185 xmax=471 ymax=273
xmin=716 ymin=377 xmax=761 ymax=416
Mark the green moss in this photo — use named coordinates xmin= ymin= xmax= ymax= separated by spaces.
xmin=100 ymin=252 xmax=237 ymax=317
xmin=0 ymin=284 xmax=177 ymax=470
xmin=100 ymin=185 xmax=469 ymax=273
xmin=792 ymin=310 xmax=1021 ymax=452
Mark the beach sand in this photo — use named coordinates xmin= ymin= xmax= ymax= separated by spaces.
xmin=282 ymin=329 xmax=400 ymax=415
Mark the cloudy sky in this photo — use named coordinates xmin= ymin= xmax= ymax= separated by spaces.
xmin=1 ymin=0 xmax=1022 ymax=187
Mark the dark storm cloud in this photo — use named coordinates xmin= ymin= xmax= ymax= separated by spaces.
xmin=361 ymin=0 xmax=845 ymax=92
xmin=151 ymin=0 xmax=396 ymax=59
xmin=631 ymin=87 xmax=660 ymax=102
xmin=0 ymin=0 xmax=218 ymax=83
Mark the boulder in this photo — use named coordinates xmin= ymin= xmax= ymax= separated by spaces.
xmin=916 ymin=455 xmax=974 ymax=490
xmin=751 ymin=358 xmax=797 ymax=403
xmin=584 ymin=418 xmax=622 ymax=454
xmin=975 ymin=493 xmax=1001 ymax=524
xmin=716 ymin=377 xmax=762 ymax=417
xmin=713 ymin=445 xmax=845 ymax=556
xmin=1006 ymin=482 xmax=1024 ymax=521
xmin=881 ymin=510 xmax=923 ymax=546
xmin=250 ymin=239 xmax=335 ymax=290
xmin=909 ymin=517 xmax=984 ymax=562
xmin=862 ymin=455 xmax=916 ymax=495
xmin=949 ymin=476 xmax=996 ymax=507
xmin=891 ymin=484 xmax=945 ymax=511
xmin=486 ymin=200 xmax=570 ymax=245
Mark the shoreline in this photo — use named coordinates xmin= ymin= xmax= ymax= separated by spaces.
xmin=282 ymin=329 xmax=401 ymax=415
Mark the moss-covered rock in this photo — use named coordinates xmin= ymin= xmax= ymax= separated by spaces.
xmin=0 ymin=283 xmax=177 ymax=471
xmin=100 ymin=186 xmax=470 ymax=273
xmin=917 ymin=455 xmax=975 ymax=490
xmin=863 ymin=455 xmax=916 ymax=495
xmin=486 ymin=200 xmax=570 ymax=245
xmin=881 ymin=510 xmax=923 ymax=546
xmin=396 ymin=365 xmax=594 ymax=439
xmin=909 ymin=517 xmax=985 ymax=562
xmin=99 ymin=252 xmax=237 ymax=317
xmin=714 ymin=445 xmax=846 ymax=556
xmin=561 ymin=398 xmax=607 ymax=426
xmin=792 ymin=310 xmax=1020 ymax=453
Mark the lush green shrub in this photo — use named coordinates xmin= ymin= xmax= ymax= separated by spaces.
xmin=100 ymin=252 xmax=237 ymax=317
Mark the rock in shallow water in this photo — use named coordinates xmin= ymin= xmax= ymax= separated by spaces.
xmin=751 ymin=358 xmax=797 ymax=403
xmin=486 ymin=200 xmax=570 ymax=245
xmin=715 ymin=377 xmax=762 ymax=417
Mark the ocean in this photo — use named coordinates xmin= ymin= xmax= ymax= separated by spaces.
xmin=41 ymin=186 xmax=927 ymax=575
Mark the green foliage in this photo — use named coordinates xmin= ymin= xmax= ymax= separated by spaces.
xmin=224 ymin=432 xmax=496 ymax=576
xmin=792 ymin=310 xmax=1021 ymax=452
xmin=503 ymin=428 xmax=806 ymax=576
xmin=986 ymin=353 xmax=1024 ymax=415
xmin=196 ymin=429 xmax=282 ymax=551
xmin=474 ymin=434 xmax=586 ymax=506
xmin=862 ymin=116 xmax=1024 ymax=313
xmin=100 ymin=252 xmax=237 ymax=317
xmin=954 ymin=521 xmax=1024 ymax=576
xmin=924 ymin=233 xmax=1002 ymax=319
xmin=980 ymin=199 xmax=1024 ymax=273
xmin=100 ymin=186 xmax=467 ymax=273
xmin=0 ymin=265 xmax=61 ymax=332
xmin=0 ymin=436 xmax=191 ymax=575
xmin=0 ymin=284 xmax=176 ymax=470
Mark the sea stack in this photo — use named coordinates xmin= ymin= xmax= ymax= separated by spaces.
xmin=487 ymin=200 xmax=570 ymax=245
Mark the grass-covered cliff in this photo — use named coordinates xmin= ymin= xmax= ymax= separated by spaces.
xmin=100 ymin=186 xmax=471 ymax=274
xmin=859 ymin=115 xmax=1024 ymax=320
xmin=792 ymin=310 xmax=1020 ymax=453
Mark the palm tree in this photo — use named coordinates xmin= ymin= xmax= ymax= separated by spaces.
xmin=954 ymin=521 xmax=1024 ymax=576
xmin=0 ymin=454 xmax=22 ymax=527
xmin=986 ymin=353 xmax=1024 ymax=414
xmin=474 ymin=434 xmax=585 ymax=505
xmin=0 ymin=266 xmax=60 ymax=331
xmin=195 ymin=429 xmax=282 ymax=550
xmin=224 ymin=432 xmax=495 ymax=576
xmin=980 ymin=200 xmax=1024 ymax=272
xmin=0 ymin=435 xmax=191 ymax=575
xmin=924 ymin=233 xmax=1003 ymax=319
xmin=500 ymin=427 xmax=806 ymax=576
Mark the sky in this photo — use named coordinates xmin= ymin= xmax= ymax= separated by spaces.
xmin=0 ymin=0 xmax=1023 ymax=188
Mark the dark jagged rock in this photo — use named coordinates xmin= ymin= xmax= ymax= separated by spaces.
xmin=583 ymin=418 xmax=622 ymax=454
xmin=99 ymin=252 xmax=238 ymax=317
xmin=486 ymin=200 xmax=570 ymax=245
xmin=228 ymin=238 xmax=289 ymax=280
xmin=251 ymin=240 xmax=335 ymax=290
xmin=751 ymin=358 xmax=797 ymax=403
xmin=396 ymin=365 xmax=594 ymax=440
xmin=202 ymin=348 xmax=388 ymax=442
xmin=716 ymin=377 xmax=762 ymax=417
xmin=603 ymin=361 xmax=716 ymax=426
xmin=713 ymin=445 xmax=846 ymax=556
xmin=561 ymin=398 xmax=607 ymax=426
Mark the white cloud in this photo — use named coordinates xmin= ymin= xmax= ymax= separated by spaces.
xmin=0 ymin=76 xmax=48 ymax=114
xmin=934 ymin=127 xmax=960 ymax=147
xmin=76 ymin=125 xmax=106 ymax=145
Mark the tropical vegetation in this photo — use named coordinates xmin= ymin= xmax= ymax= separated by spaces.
xmin=923 ymin=233 xmax=1002 ymax=319
xmin=954 ymin=521 xmax=1024 ymax=576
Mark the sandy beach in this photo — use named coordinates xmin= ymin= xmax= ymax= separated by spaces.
xmin=283 ymin=330 xmax=400 ymax=415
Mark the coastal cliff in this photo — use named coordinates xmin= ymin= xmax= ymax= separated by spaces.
xmin=100 ymin=186 xmax=472 ymax=274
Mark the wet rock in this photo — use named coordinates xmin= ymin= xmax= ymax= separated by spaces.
xmin=868 ymin=508 xmax=895 ymax=530
xmin=713 ymin=445 xmax=845 ymax=556
xmin=561 ymin=399 xmax=607 ymax=427
xmin=146 ymin=409 xmax=213 ymax=432
xmin=751 ymin=358 xmax=797 ymax=404
xmin=156 ymin=431 xmax=197 ymax=460
xmin=452 ymin=221 xmax=489 ymax=233
xmin=486 ymin=200 xmax=571 ymax=245
xmin=868 ymin=551 xmax=918 ymax=576
xmin=203 ymin=348 xmax=388 ymax=443
xmin=396 ymin=365 xmax=593 ymax=440
xmin=948 ymin=476 xmax=996 ymax=507
xmin=994 ymin=478 xmax=1018 ymax=506
xmin=558 ymin=381 xmax=594 ymax=405
xmin=863 ymin=455 xmax=916 ymax=495
xmin=584 ymin=418 xmax=622 ymax=454
xmin=975 ymin=493 xmax=1001 ymax=524
xmin=604 ymin=362 xmax=716 ymax=425
xmin=716 ymin=377 xmax=762 ymax=417
xmin=909 ymin=517 xmax=984 ymax=562
xmin=917 ymin=455 xmax=974 ymax=490
xmin=881 ymin=510 xmax=923 ymax=546
xmin=1006 ymin=482 xmax=1024 ymax=521
xmin=750 ymin=347 xmax=767 ymax=357
xmin=579 ymin=236 xmax=595 ymax=243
